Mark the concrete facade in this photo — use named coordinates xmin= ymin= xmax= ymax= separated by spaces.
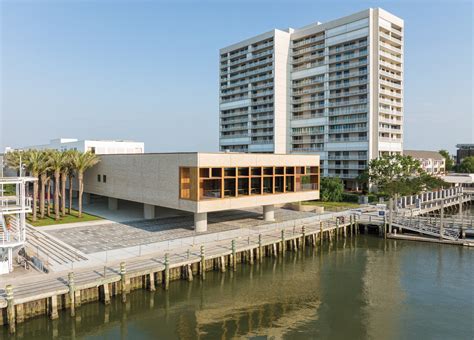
xmin=219 ymin=8 xmax=404 ymax=190
xmin=81 ymin=152 xmax=320 ymax=231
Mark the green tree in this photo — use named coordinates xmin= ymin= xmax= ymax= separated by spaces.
xmin=366 ymin=154 xmax=446 ymax=197
xmin=23 ymin=150 xmax=44 ymax=221
xmin=439 ymin=150 xmax=453 ymax=172
xmin=72 ymin=151 xmax=100 ymax=217
xmin=48 ymin=150 xmax=65 ymax=221
xmin=457 ymin=156 xmax=474 ymax=173
xmin=320 ymin=177 xmax=344 ymax=202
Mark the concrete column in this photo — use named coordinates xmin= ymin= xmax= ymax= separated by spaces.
xmin=143 ymin=204 xmax=155 ymax=219
xmin=263 ymin=205 xmax=275 ymax=222
xmin=83 ymin=193 xmax=91 ymax=205
xmin=194 ymin=212 xmax=207 ymax=232
xmin=108 ymin=197 xmax=118 ymax=210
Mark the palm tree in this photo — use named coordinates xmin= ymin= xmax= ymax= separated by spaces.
xmin=67 ymin=150 xmax=80 ymax=214
xmin=38 ymin=151 xmax=51 ymax=219
xmin=23 ymin=150 xmax=43 ymax=221
xmin=4 ymin=150 xmax=22 ymax=174
xmin=72 ymin=151 xmax=99 ymax=217
xmin=48 ymin=150 xmax=65 ymax=221
xmin=60 ymin=151 xmax=75 ymax=216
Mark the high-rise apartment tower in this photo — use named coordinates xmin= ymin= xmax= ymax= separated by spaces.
xmin=219 ymin=8 xmax=403 ymax=189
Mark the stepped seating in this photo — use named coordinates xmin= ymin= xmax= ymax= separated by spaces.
xmin=25 ymin=226 xmax=88 ymax=266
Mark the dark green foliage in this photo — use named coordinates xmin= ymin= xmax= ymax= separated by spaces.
xmin=320 ymin=177 xmax=344 ymax=202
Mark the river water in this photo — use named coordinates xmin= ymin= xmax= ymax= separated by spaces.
xmin=4 ymin=234 xmax=473 ymax=340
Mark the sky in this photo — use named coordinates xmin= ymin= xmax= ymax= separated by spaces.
xmin=0 ymin=0 xmax=472 ymax=154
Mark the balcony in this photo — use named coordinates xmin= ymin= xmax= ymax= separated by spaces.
xmin=328 ymin=137 xmax=368 ymax=143
xmin=328 ymin=98 xmax=367 ymax=108
xmin=292 ymin=96 xmax=324 ymax=105
xmin=251 ymin=107 xmax=273 ymax=114
xmin=379 ymin=50 xmax=402 ymax=63
xmin=379 ymin=60 xmax=402 ymax=72
xmin=328 ymin=79 xmax=368 ymax=90
xmin=292 ymin=113 xmax=325 ymax=120
xmin=329 ymin=106 xmax=368 ymax=116
xmin=328 ymin=89 xmax=367 ymax=99
xmin=291 ymin=147 xmax=324 ymax=152
xmin=328 ymin=154 xmax=367 ymax=160
xmin=252 ymin=82 xmax=274 ymax=91
xmin=292 ymin=86 xmax=324 ymax=96
xmin=252 ymin=41 xmax=274 ymax=52
xmin=379 ymin=79 xmax=402 ymax=89
xmin=328 ymin=70 xmax=368 ymax=81
xmin=293 ymin=103 xmax=325 ymax=112
xmin=328 ymin=41 xmax=368 ymax=55
xmin=328 ymin=126 xmax=367 ymax=134
xmin=251 ymin=122 xmax=274 ymax=129
xmin=380 ymin=89 xmax=402 ymax=99
xmin=292 ymin=52 xmax=325 ymax=65
xmin=292 ymin=43 xmax=326 ymax=56
xmin=251 ymin=114 xmax=273 ymax=121
xmin=221 ymin=125 xmax=248 ymax=132
xmin=220 ymin=96 xmax=249 ymax=104
xmin=379 ymin=70 xmax=402 ymax=81
xmin=379 ymin=98 xmax=402 ymax=107
xmin=293 ymin=61 xmax=325 ymax=72
xmin=292 ymin=77 xmax=325 ymax=88
xmin=292 ymin=36 xmax=325 ymax=48
xmin=379 ymin=107 xmax=402 ymax=115
xmin=329 ymin=116 xmax=367 ymax=125
xmin=328 ymin=50 xmax=368 ymax=64
xmin=292 ymin=130 xmax=324 ymax=137
xmin=328 ymin=60 xmax=368 ymax=72
xmin=221 ymin=117 xmax=249 ymax=124
xmin=220 ymin=133 xmax=249 ymax=139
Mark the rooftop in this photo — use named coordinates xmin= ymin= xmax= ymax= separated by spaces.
xmin=404 ymin=150 xmax=444 ymax=160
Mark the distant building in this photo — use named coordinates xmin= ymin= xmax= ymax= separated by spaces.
xmin=17 ymin=138 xmax=145 ymax=155
xmin=404 ymin=150 xmax=445 ymax=175
xmin=456 ymin=144 xmax=474 ymax=165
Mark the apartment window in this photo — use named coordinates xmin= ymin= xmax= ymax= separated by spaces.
xmin=103 ymin=175 xmax=107 ymax=183
xmin=97 ymin=175 xmax=101 ymax=182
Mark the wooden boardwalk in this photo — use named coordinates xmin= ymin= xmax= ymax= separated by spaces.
xmin=0 ymin=214 xmax=360 ymax=333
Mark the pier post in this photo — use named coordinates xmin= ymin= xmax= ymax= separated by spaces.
xmin=6 ymin=285 xmax=15 ymax=334
xmin=301 ymin=226 xmax=306 ymax=251
xmin=164 ymin=253 xmax=170 ymax=290
xmin=68 ymin=272 xmax=75 ymax=317
xmin=120 ymin=262 xmax=127 ymax=303
xmin=249 ymin=249 xmax=254 ymax=265
xmin=258 ymin=234 xmax=263 ymax=262
xmin=335 ymin=219 xmax=339 ymax=241
xmin=220 ymin=256 xmax=226 ymax=272
xmin=148 ymin=272 xmax=156 ymax=291
xmin=101 ymin=283 xmax=111 ymax=304
xmin=50 ymin=295 xmax=59 ymax=320
xmin=281 ymin=230 xmax=286 ymax=253
xmin=350 ymin=215 xmax=353 ymax=237
xmin=200 ymin=245 xmax=206 ymax=280
xmin=440 ymin=200 xmax=444 ymax=239
xmin=389 ymin=198 xmax=393 ymax=234
xmin=231 ymin=240 xmax=237 ymax=270
xmin=319 ymin=222 xmax=323 ymax=247
xmin=355 ymin=216 xmax=359 ymax=234
xmin=187 ymin=264 xmax=193 ymax=282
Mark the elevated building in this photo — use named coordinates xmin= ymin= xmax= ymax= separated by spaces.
xmin=80 ymin=152 xmax=320 ymax=231
xmin=219 ymin=8 xmax=404 ymax=189
xmin=16 ymin=138 xmax=144 ymax=154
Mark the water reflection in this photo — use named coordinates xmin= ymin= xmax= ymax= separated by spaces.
xmin=4 ymin=236 xmax=473 ymax=340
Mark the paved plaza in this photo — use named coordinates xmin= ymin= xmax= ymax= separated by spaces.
xmin=45 ymin=208 xmax=317 ymax=255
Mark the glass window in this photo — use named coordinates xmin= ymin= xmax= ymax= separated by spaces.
xmin=103 ymin=175 xmax=107 ymax=183
xmin=97 ymin=174 xmax=101 ymax=182
xmin=251 ymin=178 xmax=261 ymax=194
xmin=200 ymin=179 xmax=221 ymax=199
xmin=238 ymin=178 xmax=249 ymax=195
xmin=224 ymin=168 xmax=236 ymax=177
xmin=275 ymin=176 xmax=284 ymax=193
xmin=251 ymin=167 xmax=262 ymax=176
xmin=286 ymin=176 xmax=295 ymax=192
xmin=263 ymin=167 xmax=273 ymax=175
xmin=224 ymin=178 xmax=236 ymax=197
xmin=200 ymin=168 xmax=210 ymax=178
xmin=275 ymin=167 xmax=284 ymax=175
xmin=263 ymin=177 xmax=273 ymax=194
xmin=238 ymin=167 xmax=249 ymax=176
xmin=180 ymin=168 xmax=190 ymax=199
xmin=211 ymin=168 xmax=222 ymax=177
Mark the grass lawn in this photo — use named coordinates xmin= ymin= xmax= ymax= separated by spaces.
xmin=27 ymin=209 xmax=102 ymax=227
xmin=302 ymin=201 xmax=360 ymax=211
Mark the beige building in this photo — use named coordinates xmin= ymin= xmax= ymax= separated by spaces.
xmin=404 ymin=150 xmax=446 ymax=175
xmin=82 ymin=152 xmax=320 ymax=231
xmin=219 ymin=8 xmax=404 ymax=189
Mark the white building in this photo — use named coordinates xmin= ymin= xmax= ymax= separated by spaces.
xmin=81 ymin=152 xmax=320 ymax=232
xmin=19 ymin=138 xmax=144 ymax=154
xmin=219 ymin=8 xmax=404 ymax=189
xmin=404 ymin=150 xmax=446 ymax=175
